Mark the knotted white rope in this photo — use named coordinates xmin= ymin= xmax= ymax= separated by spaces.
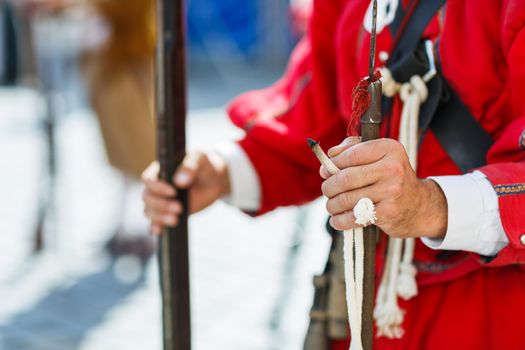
xmin=372 ymin=66 xmax=430 ymax=338
xmin=315 ymin=152 xmax=376 ymax=350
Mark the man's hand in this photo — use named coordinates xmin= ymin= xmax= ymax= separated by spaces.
xmin=142 ymin=152 xmax=230 ymax=235
xmin=321 ymin=138 xmax=448 ymax=239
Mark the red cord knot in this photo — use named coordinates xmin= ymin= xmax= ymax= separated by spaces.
xmin=347 ymin=70 xmax=382 ymax=136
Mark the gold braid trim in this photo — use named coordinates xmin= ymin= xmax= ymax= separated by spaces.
xmin=494 ymin=184 xmax=525 ymax=196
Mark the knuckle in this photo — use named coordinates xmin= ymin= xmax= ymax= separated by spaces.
xmin=150 ymin=183 xmax=162 ymax=194
xmin=336 ymin=170 xmax=352 ymax=189
xmin=338 ymin=192 xmax=353 ymax=211
xmin=384 ymin=160 xmax=404 ymax=177
xmin=321 ymin=180 xmax=330 ymax=197
xmin=381 ymin=204 xmax=399 ymax=221
xmin=345 ymin=148 xmax=359 ymax=165
xmin=325 ymin=199 xmax=335 ymax=214
xmin=388 ymin=138 xmax=403 ymax=151
xmin=385 ymin=181 xmax=402 ymax=197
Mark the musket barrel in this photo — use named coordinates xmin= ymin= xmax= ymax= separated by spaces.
xmin=360 ymin=79 xmax=382 ymax=350
xmin=156 ymin=0 xmax=191 ymax=349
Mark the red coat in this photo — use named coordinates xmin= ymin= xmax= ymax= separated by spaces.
xmin=227 ymin=0 xmax=525 ymax=349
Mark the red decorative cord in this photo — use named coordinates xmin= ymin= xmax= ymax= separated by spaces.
xmin=347 ymin=70 xmax=382 ymax=136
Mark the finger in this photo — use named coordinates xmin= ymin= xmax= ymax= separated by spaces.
xmin=325 ymin=186 xmax=381 ymax=216
xmin=174 ymin=153 xmax=202 ymax=189
xmin=331 ymin=138 xmax=400 ymax=170
xmin=145 ymin=208 xmax=179 ymax=227
xmin=142 ymin=162 xmax=177 ymax=197
xmin=327 ymin=136 xmax=361 ymax=158
xmin=143 ymin=178 xmax=176 ymax=197
xmin=151 ymin=223 xmax=163 ymax=236
xmin=319 ymin=165 xmax=333 ymax=179
xmin=143 ymin=191 xmax=182 ymax=214
xmin=321 ymin=162 xmax=383 ymax=198
xmin=329 ymin=211 xmax=360 ymax=231
xmin=142 ymin=161 xmax=160 ymax=181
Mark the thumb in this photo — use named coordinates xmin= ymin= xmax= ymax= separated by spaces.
xmin=173 ymin=152 xmax=202 ymax=189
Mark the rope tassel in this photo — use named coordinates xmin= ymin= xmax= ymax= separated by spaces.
xmin=397 ymin=238 xmax=418 ymax=300
xmin=374 ymin=238 xmax=404 ymax=339
xmin=371 ymin=67 xmax=428 ymax=338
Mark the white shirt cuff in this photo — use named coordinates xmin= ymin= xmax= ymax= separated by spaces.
xmin=213 ymin=143 xmax=261 ymax=212
xmin=422 ymin=171 xmax=508 ymax=256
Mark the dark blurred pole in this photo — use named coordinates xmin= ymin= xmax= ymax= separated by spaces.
xmin=156 ymin=0 xmax=191 ymax=349
xmin=35 ymin=24 xmax=57 ymax=252
xmin=18 ymin=7 xmax=58 ymax=254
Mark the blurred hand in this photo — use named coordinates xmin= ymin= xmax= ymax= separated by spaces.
xmin=142 ymin=152 xmax=230 ymax=235
xmin=320 ymin=137 xmax=447 ymax=239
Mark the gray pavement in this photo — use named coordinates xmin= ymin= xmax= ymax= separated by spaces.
xmin=0 ymin=86 xmax=331 ymax=350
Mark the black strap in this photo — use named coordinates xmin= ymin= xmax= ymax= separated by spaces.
xmin=388 ymin=1 xmax=406 ymax=37
xmin=428 ymin=66 xmax=493 ymax=173
xmin=383 ymin=0 xmax=446 ymax=142
xmin=409 ymin=40 xmax=493 ymax=173
xmin=385 ymin=0 xmax=493 ymax=173
xmin=388 ymin=0 xmax=447 ymax=68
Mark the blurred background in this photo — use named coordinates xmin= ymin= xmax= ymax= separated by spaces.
xmin=0 ymin=0 xmax=332 ymax=349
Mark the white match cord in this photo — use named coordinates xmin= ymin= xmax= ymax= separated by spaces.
xmin=319 ymin=156 xmax=376 ymax=350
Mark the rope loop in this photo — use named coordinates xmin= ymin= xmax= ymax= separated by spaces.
xmin=409 ymin=75 xmax=428 ymax=102
xmin=379 ymin=67 xmax=400 ymax=98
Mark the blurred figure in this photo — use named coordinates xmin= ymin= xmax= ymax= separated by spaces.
xmin=0 ymin=0 xmax=19 ymax=86
xmin=81 ymin=0 xmax=157 ymax=261
xmin=289 ymin=0 xmax=312 ymax=37
xmin=17 ymin=0 xmax=157 ymax=261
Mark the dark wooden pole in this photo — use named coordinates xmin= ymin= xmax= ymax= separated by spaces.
xmin=360 ymin=80 xmax=382 ymax=350
xmin=155 ymin=0 xmax=191 ymax=349
xmin=360 ymin=1 xmax=380 ymax=348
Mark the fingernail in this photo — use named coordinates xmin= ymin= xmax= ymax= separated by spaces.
xmin=164 ymin=215 xmax=177 ymax=226
xmin=169 ymin=202 xmax=182 ymax=213
xmin=346 ymin=136 xmax=361 ymax=144
xmin=329 ymin=217 xmax=339 ymax=230
xmin=175 ymin=172 xmax=190 ymax=186
xmin=320 ymin=165 xmax=331 ymax=179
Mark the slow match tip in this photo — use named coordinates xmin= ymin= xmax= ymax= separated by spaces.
xmin=307 ymin=138 xmax=319 ymax=148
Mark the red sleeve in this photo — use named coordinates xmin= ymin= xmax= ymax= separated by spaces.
xmin=226 ymin=1 xmax=347 ymax=215
xmin=477 ymin=22 xmax=525 ymax=266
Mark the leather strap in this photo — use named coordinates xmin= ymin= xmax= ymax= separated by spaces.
xmin=385 ymin=0 xmax=493 ymax=173
xmin=383 ymin=0 xmax=446 ymax=140
xmin=429 ymin=65 xmax=493 ymax=173
xmin=388 ymin=0 xmax=447 ymax=66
